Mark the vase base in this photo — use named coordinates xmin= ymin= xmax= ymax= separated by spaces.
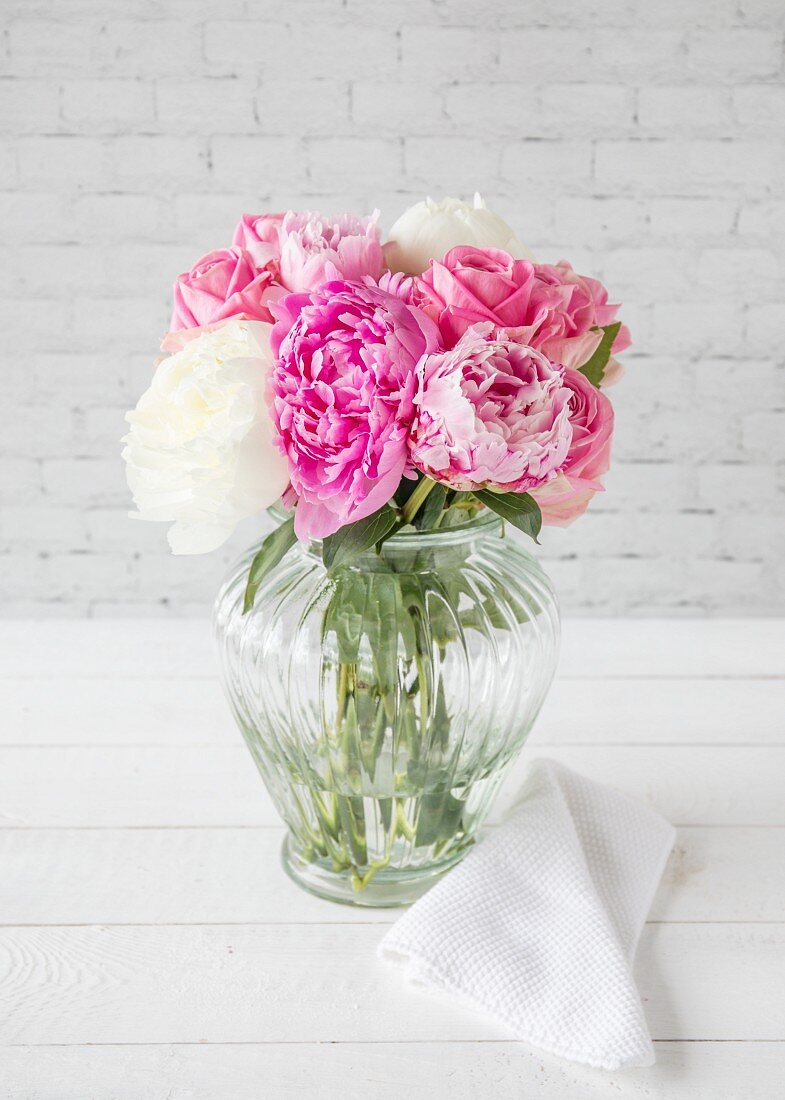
xmin=281 ymin=833 xmax=469 ymax=908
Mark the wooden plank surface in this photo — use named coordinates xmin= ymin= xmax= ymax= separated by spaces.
xmin=1 ymin=619 xmax=784 ymax=1099
xmin=1 ymin=922 xmax=784 ymax=1046
xmin=1 ymin=826 xmax=783 ymax=927
xmin=3 ymin=675 xmax=785 ymax=746
xmin=2 ymin=743 xmax=784 ymax=827
xmin=2 ymin=618 xmax=783 ymax=679
xmin=3 ymin=1042 xmax=783 ymax=1100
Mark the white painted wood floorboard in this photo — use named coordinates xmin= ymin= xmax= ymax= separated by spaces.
xmin=1 ymin=619 xmax=784 ymax=1099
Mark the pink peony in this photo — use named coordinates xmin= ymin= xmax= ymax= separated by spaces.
xmin=530 ymin=367 xmax=615 ymax=526
xmin=416 ymin=246 xmax=630 ymax=372
xmin=276 ymin=210 xmax=385 ymax=293
xmin=270 ymin=279 xmax=440 ymax=540
xmin=410 ymin=322 xmax=573 ymax=494
xmin=232 ymin=209 xmax=385 ymax=296
xmin=232 ymin=212 xmax=285 ymax=269
xmin=169 ymin=247 xmax=275 ymax=332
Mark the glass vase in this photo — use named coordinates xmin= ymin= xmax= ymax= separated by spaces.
xmin=214 ymin=510 xmax=560 ymax=907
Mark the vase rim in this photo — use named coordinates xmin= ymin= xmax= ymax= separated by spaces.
xmin=266 ymin=502 xmax=503 ymax=549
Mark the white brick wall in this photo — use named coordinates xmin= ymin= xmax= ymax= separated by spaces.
xmin=1 ymin=0 xmax=783 ymax=617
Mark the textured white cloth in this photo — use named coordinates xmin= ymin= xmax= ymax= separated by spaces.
xmin=378 ymin=758 xmax=675 ymax=1070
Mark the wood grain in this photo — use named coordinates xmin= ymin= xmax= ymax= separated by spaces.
xmin=3 ymin=675 xmax=785 ymax=746
xmin=2 ymin=743 xmax=784 ymax=827
xmin=1 ymin=923 xmax=784 ymax=1046
xmin=2 ymin=618 xmax=783 ymax=679
xmin=1 ymin=826 xmax=783 ymax=926
xmin=2 ymin=619 xmax=784 ymax=1099
xmin=4 ymin=1042 xmax=784 ymax=1100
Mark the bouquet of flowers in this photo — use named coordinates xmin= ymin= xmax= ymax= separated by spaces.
xmin=123 ymin=195 xmax=629 ymax=901
xmin=123 ymin=194 xmax=629 ymax=609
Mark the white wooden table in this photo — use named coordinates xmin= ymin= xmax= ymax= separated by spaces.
xmin=2 ymin=619 xmax=784 ymax=1099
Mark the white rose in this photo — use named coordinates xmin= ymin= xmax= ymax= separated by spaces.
xmin=122 ymin=319 xmax=289 ymax=555
xmin=384 ymin=193 xmax=533 ymax=275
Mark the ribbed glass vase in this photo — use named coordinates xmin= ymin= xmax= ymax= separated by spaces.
xmin=214 ymin=510 xmax=560 ymax=907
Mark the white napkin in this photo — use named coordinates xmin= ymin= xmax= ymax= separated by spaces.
xmin=378 ymin=758 xmax=675 ymax=1070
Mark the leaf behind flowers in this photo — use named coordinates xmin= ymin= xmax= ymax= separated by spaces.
xmin=413 ymin=483 xmax=447 ymax=530
xmin=474 ymin=489 xmax=542 ymax=543
xmin=322 ymin=505 xmax=398 ymax=573
xmin=578 ymin=321 xmax=621 ymax=388
xmin=243 ymin=516 xmax=298 ymax=613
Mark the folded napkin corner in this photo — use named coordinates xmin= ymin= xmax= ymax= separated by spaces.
xmin=378 ymin=758 xmax=675 ymax=1071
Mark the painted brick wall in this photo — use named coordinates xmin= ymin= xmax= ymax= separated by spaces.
xmin=1 ymin=0 xmax=783 ymax=616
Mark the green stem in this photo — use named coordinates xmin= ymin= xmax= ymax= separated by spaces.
xmin=415 ymin=652 xmax=429 ymax=740
xmin=334 ymin=662 xmax=349 ymax=741
xmin=352 ymin=856 xmax=390 ymax=892
xmin=401 ymin=477 xmax=438 ymax=525
xmin=394 ymin=800 xmax=416 ymax=842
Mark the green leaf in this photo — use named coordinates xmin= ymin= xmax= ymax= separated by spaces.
xmin=392 ymin=475 xmax=421 ymax=510
xmin=322 ymin=506 xmax=398 ymax=573
xmin=414 ymin=784 xmax=466 ymax=847
xmin=475 ymin=489 xmax=542 ymax=543
xmin=400 ymin=476 xmax=438 ymax=525
xmin=366 ymin=574 xmax=402 ymax=692
xmin=413 ymin=483 xmax=447 ymax=530
xmin=577 ymin=321 xmax=621 ymax=388
xmin=323 ymin=572 xmax=366 ymax=663
xmin=243 ymin=516 xmax=297 ymax=613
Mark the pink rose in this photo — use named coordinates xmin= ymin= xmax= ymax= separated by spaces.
xmin=600 ymin=356 xmax=625 ymax=387
xmin=534 ymin=260 xmax=631 ymax=369
xmin=232 ymin=213 xmax=285 ymax=269
xmin=530 ymin=367 xmax=615 ymax=526
xmin=416 ymin=246 xmax=629 ymax=372
xmin=410 ymin=322 xmax=573 ymax=494
xmin=270 ymin=278 xmax=439 ymax=540
xmin=169 ymin=247 xmax=275 ymax=332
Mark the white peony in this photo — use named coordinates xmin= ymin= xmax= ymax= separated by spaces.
xmin=122 ymin=319 xmax=289 ymax=555
xmin=384 ymin=193 xmax=533 ymax=276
